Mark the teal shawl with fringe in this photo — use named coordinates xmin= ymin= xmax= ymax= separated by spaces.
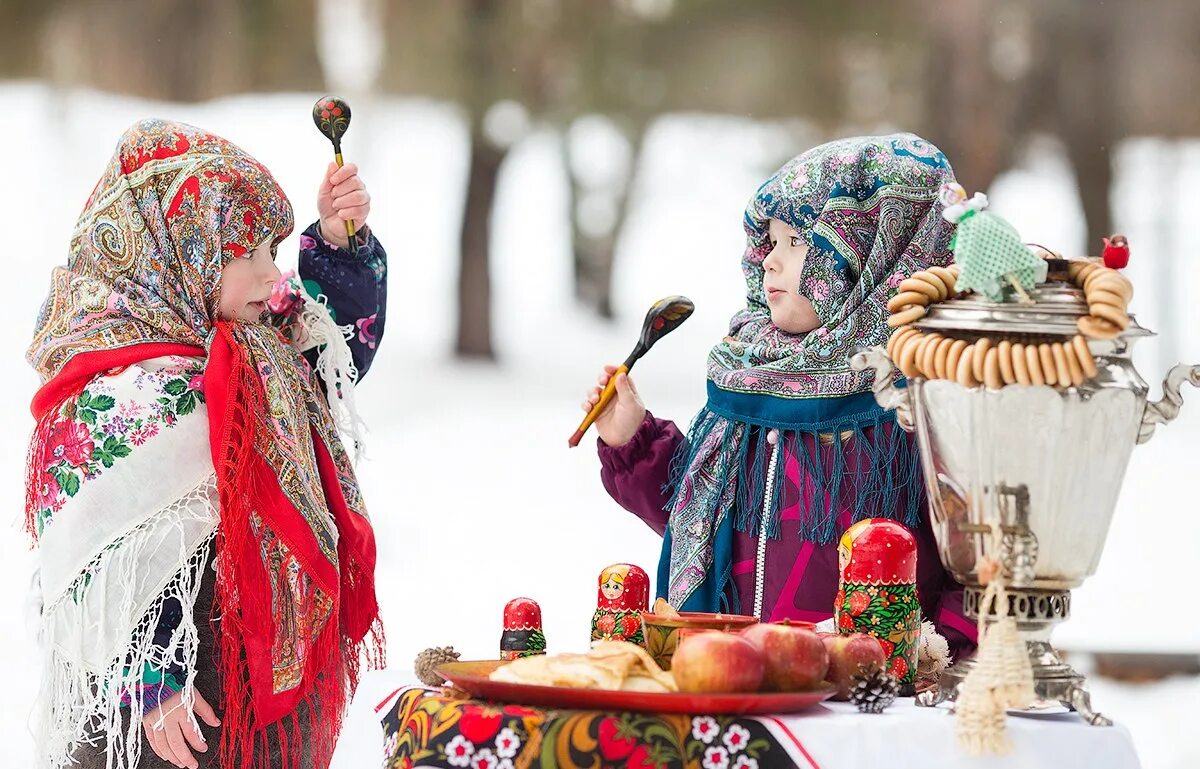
xmin=662 ymin=134 xmax=956 ymax=611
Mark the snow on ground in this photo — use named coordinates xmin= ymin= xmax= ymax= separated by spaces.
xmin=0 ymin=83 xmax=1197 ymax=767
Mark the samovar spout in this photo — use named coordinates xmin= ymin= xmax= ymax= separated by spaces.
xmin=1137 ymin=363 xmax=1200 ymax=444
xmin=850 ymin=347 xmax=914 ymax=432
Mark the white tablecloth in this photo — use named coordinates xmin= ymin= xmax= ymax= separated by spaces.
xmin=331 ymin=670 xmax=1142 ymax=769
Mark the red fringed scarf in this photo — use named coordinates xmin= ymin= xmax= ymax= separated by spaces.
xmin=204 ymin=321 xmax=383 ymax=766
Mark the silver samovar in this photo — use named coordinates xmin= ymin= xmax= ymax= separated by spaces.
xmin=851 ymin=278 xmax=1200 ymax=725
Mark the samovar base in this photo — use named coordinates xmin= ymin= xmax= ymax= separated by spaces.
xmin=917 ymin=582 xmax=1113 ymax=726
xmin=917 ymin=641 xmax=1111 ymax=725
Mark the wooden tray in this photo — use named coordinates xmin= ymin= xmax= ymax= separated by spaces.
xmin=437 ymin=660 xmax=836 ymax=716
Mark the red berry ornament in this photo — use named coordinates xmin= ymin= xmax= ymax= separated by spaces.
xmin=1102 ymin=234 xmax=1130 ymax=270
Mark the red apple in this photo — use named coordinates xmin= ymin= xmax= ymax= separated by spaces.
xmin=740 ymin=621 xmax=829 ymax=691
xmin=671 ymin=630 xmax=765 ymax=694
xmin=822 ymin=633 xmax=886 ymax=699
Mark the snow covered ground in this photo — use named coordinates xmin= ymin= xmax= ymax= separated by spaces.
xmin=1 ymin=83 xmax=1197 ymax=768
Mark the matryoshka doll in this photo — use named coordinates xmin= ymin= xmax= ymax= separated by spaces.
xmin=835 ymin=519 xmax=921 ymax=689
xmin=590 ymin=563 xmax=650 ymax=646
xmin=500 ymin=597 xmax=547 ymax=660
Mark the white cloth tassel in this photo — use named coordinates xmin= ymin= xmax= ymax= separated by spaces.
xmin=295 ymin=285 xmax=368 ymax=462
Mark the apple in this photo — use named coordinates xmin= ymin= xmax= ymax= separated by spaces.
xmin=671 ymin=630 xmax=765 ymax=694
xmin=822 ymin=633 xmax=886 ymax=699
xmin=740 ymin=621 xmax=829 ymax=691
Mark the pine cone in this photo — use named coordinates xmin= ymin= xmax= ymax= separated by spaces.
xmin=849 ymin=665 xmax=900 ymax=714
xmin=414 ymin=646 xmax=461 ymax=687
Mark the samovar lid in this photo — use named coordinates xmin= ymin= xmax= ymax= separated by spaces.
xmin=915 ymin=279 xmax=1153 ymax=339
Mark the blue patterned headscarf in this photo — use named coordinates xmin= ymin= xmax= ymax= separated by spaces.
xmin=662 ymin=134 xmax=956 ymax=611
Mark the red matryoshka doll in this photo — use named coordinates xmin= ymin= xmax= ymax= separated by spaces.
xmin=835 ymin=519 xmax=920 ymax=688
xmin=590 ymin=563 xmax=650 ymax=646
xmin=500 ymin=597 xmax=547 ymax=660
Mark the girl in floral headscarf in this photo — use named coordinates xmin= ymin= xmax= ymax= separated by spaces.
xmin=25 ymin=119 xmax=387 ymax=769
xmin=582 ymin=135 xmax=978 ymax=663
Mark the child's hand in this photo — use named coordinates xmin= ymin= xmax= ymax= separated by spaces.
xmin=583 ymin=365 xmax=647 ymax=448
xmin=142 ymin=689 xmax=221 ymax=769
xmin=317 ymin=161 xmax=371 ymax=250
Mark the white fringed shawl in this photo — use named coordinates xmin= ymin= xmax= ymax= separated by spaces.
xmin=35 ymin=357 xmax=218 ymax=769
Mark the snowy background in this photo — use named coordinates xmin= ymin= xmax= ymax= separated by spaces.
xmin=0 ymin=84 xmax=1197 ymax=768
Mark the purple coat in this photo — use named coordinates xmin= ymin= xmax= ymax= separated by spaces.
xmin=598 ymin=412 xmax=978 ymax=659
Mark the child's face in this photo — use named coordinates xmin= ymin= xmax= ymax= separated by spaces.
xmin=218 ymin=241 xmax=282 ymax=322
xmin=762 ymin=218 xmax=820 ymax=334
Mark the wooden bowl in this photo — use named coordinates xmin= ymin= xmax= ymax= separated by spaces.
xmin=640 ymin=611 xmax=759 ymax=670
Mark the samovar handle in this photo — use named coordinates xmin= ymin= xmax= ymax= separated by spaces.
xmin=850 ymin=346 xmax=915 ymax=432
xmin=1137 ymin=363 xmax=1200 ymax=444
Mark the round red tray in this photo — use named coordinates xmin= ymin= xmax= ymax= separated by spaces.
xmin=437 ymin=660 xmax=836 ymax=716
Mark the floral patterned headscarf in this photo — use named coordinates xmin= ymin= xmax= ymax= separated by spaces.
xmin=712 ymin=133 xmax=956 ymax=399
xmin=662 ymin=134 xmax=956 ymax=611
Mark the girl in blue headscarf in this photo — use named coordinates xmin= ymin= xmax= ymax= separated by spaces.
xmin=583 ymin=134 xmax=977 ymax=663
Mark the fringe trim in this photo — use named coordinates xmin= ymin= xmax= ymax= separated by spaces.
xmin=36 ymin=476 xmax=218 ymax=769
xmin=663 ymin=407 xmax=921 ymax=546
xmin=211 ymin=325 xmax=278 ymax=769
xmin=210 ymin=321 xmax=384 ymax=769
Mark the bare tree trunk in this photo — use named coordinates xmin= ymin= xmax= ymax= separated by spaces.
xmin=456 ymin=133 xmax=502 ymax=358
xmin=587 ymin=232 xmax=618 ymax=321
xmin=572 ymin=227 xmax=620 ymax=320
xmin=566 ymin=126 xmax=644 ymax=320
xmin=455 ymin=0 xmax=501 ymax=359
xmin=923 ymin=0 xmax=1009 ymax=192
xmin=595 ymin=131 xmax=645 ymax=319
xmin=1062 ymin=133 xmax=1113 ymax=253
xmin=1047 ymin=0 xmax=1118 ymax=250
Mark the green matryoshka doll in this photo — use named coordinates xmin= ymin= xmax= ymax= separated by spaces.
xmin=835 ymin=519 xmax=921 ymax=689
